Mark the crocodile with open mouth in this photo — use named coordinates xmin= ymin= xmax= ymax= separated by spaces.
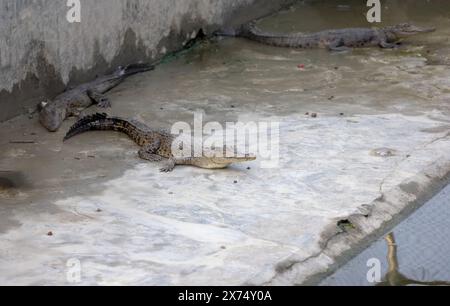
xmin=39 ymin=63 xmax=154 ymax=132
xmin=64 ymin=113 xmax=256 ymax=172
xmin=216 ymin=22 xmax=435 ymax=51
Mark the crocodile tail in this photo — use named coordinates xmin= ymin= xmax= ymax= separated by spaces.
xmin=64 ymin=113 xmax=111 ymax=141
xmin=214 ymin=21 xmax=254 ymax=37
xmin=214 ymin=27 xmax=240 ymax=37
xmin=119 ymin=63 xmax=155 ymax=77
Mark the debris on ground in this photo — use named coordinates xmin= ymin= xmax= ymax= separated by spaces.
xmin=9 ymin=140 xmax=35 ymax=144
xmin=370 ymin=148 xmax=398 ymax=158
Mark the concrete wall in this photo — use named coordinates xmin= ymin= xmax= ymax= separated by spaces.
xmin=0 ymin=0 xmax=294 ymax=122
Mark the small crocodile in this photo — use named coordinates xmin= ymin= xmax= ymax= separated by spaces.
xmin=39 ymin=63 xmax=154 ymax=132
xmin=216 ymin=22 xmax=435 ymax=51
xmin=64 ymin=113 xmax=256 ymax=172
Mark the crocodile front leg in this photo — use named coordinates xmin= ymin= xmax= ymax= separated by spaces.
xmin=160 ymin=158 xmax=177 ymax=173
xmin=377 ymin=32 xmax=399 ymax=49
xmin=87 ymin=89 xmax=111 ymax=108
xmin=160 ymin=157 xmax=194 ymax=172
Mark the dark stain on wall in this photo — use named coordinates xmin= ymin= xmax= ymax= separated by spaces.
xmin=0 ymin=0 xmax=296 ymax=122
xmin=0 ymin=41 xmax=66 ymax=121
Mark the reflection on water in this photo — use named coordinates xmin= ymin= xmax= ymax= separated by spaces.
xmin=378 ymin=233 xmax=450 ymax=286
xmin=322 ymin=186 xmax=450 ymax=286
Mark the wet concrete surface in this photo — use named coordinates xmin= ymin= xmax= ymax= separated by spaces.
xmin=0 ymin=0 xmax=450 ymax=285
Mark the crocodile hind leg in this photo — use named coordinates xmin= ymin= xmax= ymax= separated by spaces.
xmin=139 ymin=152 xmax=164 ymax=162
xmin=138 ymin=141 xmax=162 ymax=162
xmin=328 ymin=39 xmax=352 ymax=52
xmin=87 ymin=89 xmax=111 ymax=108
xmin=379 ymin=41 xmax=399 ymax=49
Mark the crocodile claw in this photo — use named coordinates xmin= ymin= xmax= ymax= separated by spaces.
xmin=160 ymin=159 xmax=176 ymax=172
xmin=97 ymin=98 xmax=112 ymax=108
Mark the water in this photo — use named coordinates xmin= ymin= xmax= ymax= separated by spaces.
xmin=321 ymin=184 xmax=450 ymax=286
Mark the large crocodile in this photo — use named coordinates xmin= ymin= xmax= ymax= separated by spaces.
xmin=64 ymin=113 xmax=256 ymax=172
xmin=39 ymin=63 xmax=154 ymax=132
xmin=216 ymin=22 xmax=435 ymax=51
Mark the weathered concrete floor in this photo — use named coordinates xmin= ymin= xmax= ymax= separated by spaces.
xmin=1 ymin=4 xmax=450 ymax=285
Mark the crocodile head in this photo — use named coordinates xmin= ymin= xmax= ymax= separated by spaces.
xmin=203 ymin=153 xmax=257 ymax=169
xmin=190 ymin=150 xmax=257 ymax=169
xmin=387 ymin=23 xmax=435 ymax=37
xmin=39 ymin=101 xmax=67 ymax=132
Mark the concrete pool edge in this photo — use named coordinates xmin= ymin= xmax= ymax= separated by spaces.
xmin=267 ymin=155 xmax=450 ymax=286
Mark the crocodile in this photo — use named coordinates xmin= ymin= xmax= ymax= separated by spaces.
xmin=39 ymin=63 xmax=154 ymax=132
xmin=64 ymin=113 xmax=256 ymax=172
xmin=216 ymin=22 xmax=435 ymax=51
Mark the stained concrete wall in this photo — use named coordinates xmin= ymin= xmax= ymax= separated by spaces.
xmin=0 ymin=0 xmax=294 ymax=122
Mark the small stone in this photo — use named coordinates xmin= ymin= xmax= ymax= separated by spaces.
xmin=47 ymin=231 xmax=53 ymax=236
xmin=221 ymin=246 xmax=227 ymax=250
xmin=334 ymin=66 xmax=339 ymax=70
xmin=247 ymin=167 xmax=251 ymax=170
xmin=230 ymin=105 xmax=235 ymax=108
xmin=340 ymin=113 xmax=345 ymax=116
xmin=305 ymin=112 xmax=310 ymax=116
xmin=371 ymin=148 xmax=397 ymax=158
xmin=311 ymin=113 xmax=318 ymax=118
xmin=233 ymin=180 xmax=238 ymax=184
xmin=96 ymin=209 xmax=102 ymax=213
xmin=328 ymin=96 xmax=335 ymax=100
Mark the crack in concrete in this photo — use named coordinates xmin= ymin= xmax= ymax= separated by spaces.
xmin=263 ymin=131 xmax=450 ymax=286
xmin=261 ymin=224 xmax=346 ymax=286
